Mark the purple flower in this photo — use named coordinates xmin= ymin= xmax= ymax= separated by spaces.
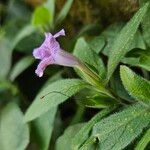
xmin=33 ymin=29 xmax=80 ymax=77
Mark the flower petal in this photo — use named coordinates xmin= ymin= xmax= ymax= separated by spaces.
xmin=54 ymin=29 xmax=65 ymax=38
xmin=54 ymin=49 xmax=80 ymax=67
xmin=35 ymin=57 xmax=54 ymax=77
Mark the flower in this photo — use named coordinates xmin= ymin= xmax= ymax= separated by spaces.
xmin=33 ymin=29 xmax=80 ymax=77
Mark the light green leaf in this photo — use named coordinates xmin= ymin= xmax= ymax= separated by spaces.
xmin=44 ymin=0 xmax=55 ymax=26
xmin=120 ymin=65 xmax=150 ymax=106
xmin=107 ymin=3 xmax=149 ymax=81
xmin=74 ymin=37 xmax=106 ymax=79
xmin=9 ymin=56 xmax=34 ymax=81
xmin=72 ymin=108 xmax=115 ymax=149
xmin=24 ymin=79 xmax=86 ymax=122
xmin=0 ymin=102 xmax=29 ymax=150
xmin=81 ymin=104 xmax=150 ymax=150
xmin=32 ymin=6 xmax=51 ymax=27
xmin=56 ymin=0 xmax=73 ymax=24
xmin=135 ymin=128 xmax=150 ymax=150
xmin=56 ymin=123 xmax=85 ymax=150
xmin=32 ymin=107 xmax=57 ymax=150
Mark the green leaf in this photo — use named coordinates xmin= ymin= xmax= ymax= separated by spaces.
xmin=135 ymin=128 xmax=150 ymax=150
xmin=74 ymin=37 xmax=106 ymax=79
xmin=102 ymin=23 xmax=124 ymax=56
xmin=72 ymin=108 xmax=115 ymax=149
xmin=76 ymin=89 xmax=116 ymax=109
xmin=32 ymin=107 xmax=57 ymax=150
xmin=107 ymin=3 xmax=149 ymax=81
xmin=56 ymin=0 xmax=73 ymax=24
xmin=121 ymin=49 xmax=150 ymax=71
xmin=120 ymin=65 xmax=150 ymax=106
xmin=139 ymin=53 xmax=150 ymax=71
xmin=56 ymin=123 xmax=85 ymax=150
xmin=32 ymin=6 xmax=51 ymax=27
xmin=0 ymin=38 xmax=12 ymax=79
xmin=31 ymin=71 xmax=62 ymax=150
xmin=88 ymin=36 xmax=105 ymax=54
xmin=0 ymin=25 xmax=35 ymax=79
xmin=0 ymin=103 xmax=29 ymax=150
xmin=81 ymin=104 xmax=150 ymax=150
xmin=140 ymin=0 xmax=150 ymax=47
xmin=44 ymin=0 xmax=55 ymax=27
xmin=24 ymin=79 xmax=86 ymax=122
xmin=9 ymin=56 xmax=34 ymax=81
xmin=12 ymin=25 xmax=35 ymax=48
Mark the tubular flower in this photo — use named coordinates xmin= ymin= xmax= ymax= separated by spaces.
xmin=33 ymin=29 xmax=80 ymax=77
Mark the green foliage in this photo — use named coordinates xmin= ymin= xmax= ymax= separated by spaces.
xmin=56 ymin=0 xmax=74 ymax=24
xmin=120 ymin=65 xmax=150 ymax=106
xmin=135 ymin=128 xmax=150 ymax=150
xmin=107 ymin=3 xmax=149 ymax=81
xmin=74 ymin=37 xmax=106 ymax=79
xmin=24 ymin=79 xmax=87 ymax=122
xmin=140 ymin=0 xmax=150 ymax=47
xmin=81 ymin=104 xmax=150 ymax=150
xmin=72 ymin=108 xmax=115 ymax=149
xmin=56 ymin=123 xmax=85 ymax=150
xmin=1 ymin=1 xmax=150 ymax=149
xmin=9 ymin=56 xmax=34 ymax=81
xmin=0 ymin=103 xmax=29 ymax=150
xmin=32 ymin=6 xmax=52 ymax=28
xmin=88 ymin=36 xmax=105 ymax=54
xmin=32 ymin=107 xmax=57 ymax=150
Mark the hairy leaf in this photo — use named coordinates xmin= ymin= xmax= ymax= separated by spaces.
xmin=107 ymin=3 xmax=149 ymax=81
xmin=56 ymin=124 xmax=85 ymax=150
xmin=72 ymin=108 xmax=115 ymax=149
xmin=81 ymin=104 xmax=150 ymax=150
xmin=24 ymin=79 xmax=86 ymax=122
xmin=120 ymin=65 xmax=150 ymax=106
